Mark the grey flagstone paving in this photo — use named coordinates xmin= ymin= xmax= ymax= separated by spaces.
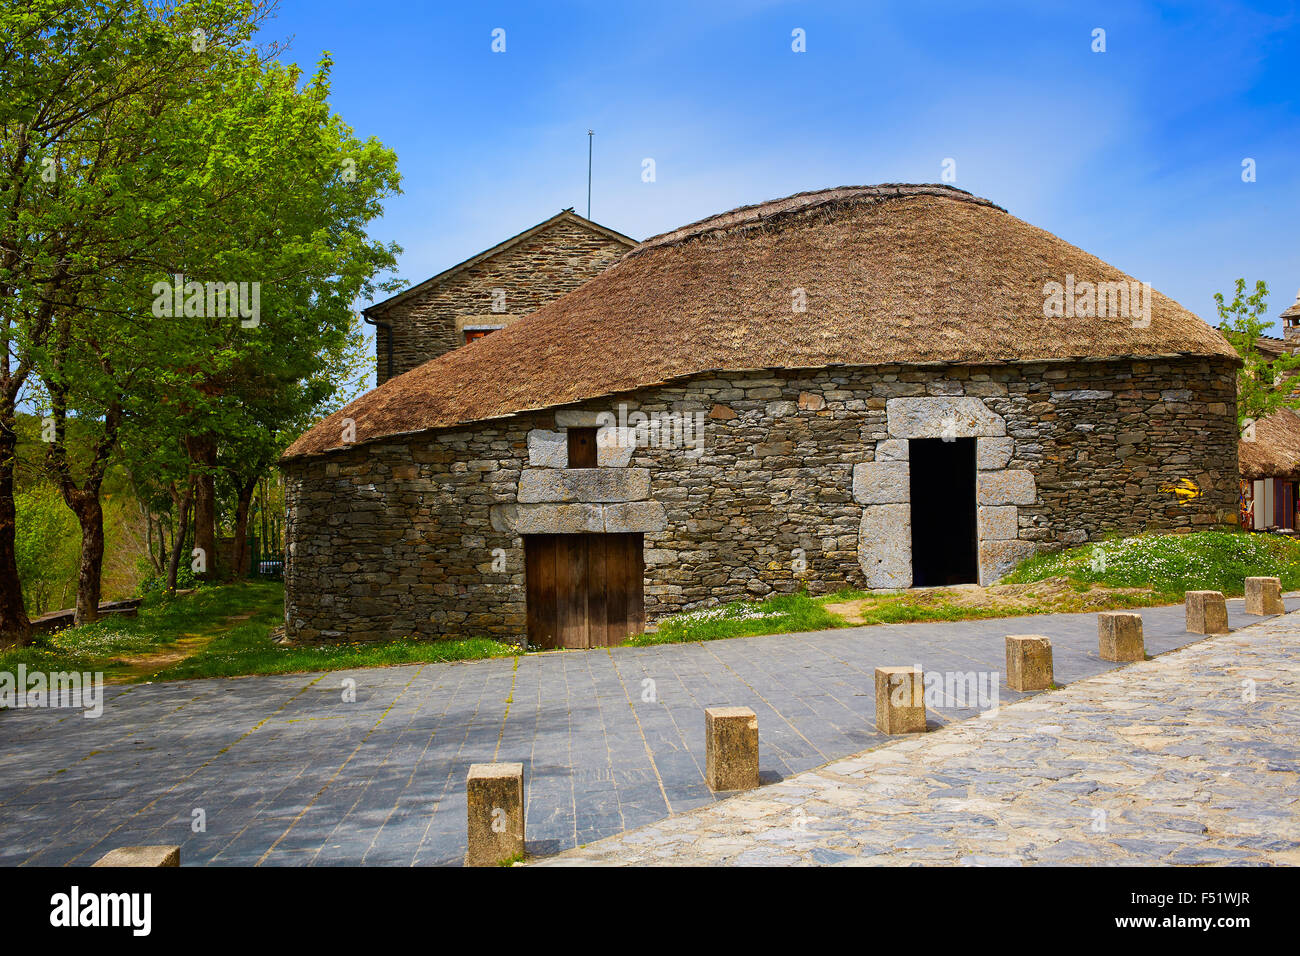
xmin=0 ymin=597 xmax=1291 ymax=866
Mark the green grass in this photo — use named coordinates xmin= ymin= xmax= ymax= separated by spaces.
xmin=0 ymin=583 xmax=285 ymax=680
xmin=154 ymin=631 xmax=519 ymax=680
xmin=11 ymin=529 xmax=1292 ymax=677
xmin=626 ymin=592 xmax=847 ymax=645
xmin=637 ymin=530 xmax=1300 ymax=646
xmin=0 ymin=581 xmax=519 ymax=682
xmin=827 ymin=590 xmax=1059 ymax=623
xmin=1001 ymin=529 xmax=1300 ymax=600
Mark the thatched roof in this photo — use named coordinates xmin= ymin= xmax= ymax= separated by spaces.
xmin=285 ymin=183 xmax=1238 ymax=461
xmin=1240 ymin=408 xmax=1300 ymax=481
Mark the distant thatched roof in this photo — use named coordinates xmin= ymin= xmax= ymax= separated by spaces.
xmin=285 ymin=183 xmax=1238 ymax=461
xmin=1240 ymin=408 xmax=1300 ymax=481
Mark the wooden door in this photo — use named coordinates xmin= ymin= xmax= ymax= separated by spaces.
xmin=1277 ymin=480 xmax=1296 ymax=530
xmin=525 ymin=534 xmax=644 ymax=649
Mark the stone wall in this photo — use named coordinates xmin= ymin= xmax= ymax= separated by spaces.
xmin=282 ymin=357 xmax=1240 ymax=643
xmin=372 ymin=218 xmax=632 ymax=383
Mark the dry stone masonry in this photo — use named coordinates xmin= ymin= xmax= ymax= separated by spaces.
xmin=282 ymin=357 xmax=1239 ymax=643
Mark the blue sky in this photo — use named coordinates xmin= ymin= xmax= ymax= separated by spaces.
xmin=262 ymin=0 xmax=1299 ymax=371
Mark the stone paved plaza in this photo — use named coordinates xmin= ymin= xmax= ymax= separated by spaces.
xmin=1 ymin=598 xmax=1293 ymax=866
xmin=541 ymin=609 xmax=1300 ymax=866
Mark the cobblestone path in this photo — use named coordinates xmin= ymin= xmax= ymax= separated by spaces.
xmin=540 ymin=612 xmax=1300 ymax=866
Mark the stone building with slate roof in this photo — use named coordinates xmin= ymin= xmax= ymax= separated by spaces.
xmin=282 ymin=184 xmax=1242 ymax=647
xmin=364 ymin=209 xmax=636 ymax=383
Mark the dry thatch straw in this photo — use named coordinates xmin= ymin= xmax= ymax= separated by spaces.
xmin=1240 ymin=407 xmax=1300 ymax=481
xmin=285 ymin=184 xmax=1236 ymax=461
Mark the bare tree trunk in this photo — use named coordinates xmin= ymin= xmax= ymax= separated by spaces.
xmin=137 ymin=495 xmax=163 ymax=576
xmin=66 ymin=490 xmax=105 ymax=625
xmin=44 ymin=365 xmax=119 ymax=625
xmin=231 ymin=474 xmax=256 ymax=580
xmin=186 ymin=434 xmax=218 ymax=581
xmin=166 ymin=478 xmax=195 ymax=591
xmin=0 ymin=413 xmax=30 ymax=647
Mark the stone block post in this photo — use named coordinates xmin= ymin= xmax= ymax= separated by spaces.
xmin=466 ymin=762 xmax=525 ymax=867
xmin=705 ymin=706 xmax=759 ymax=792
xmin=1005 ymin=635 xmax=1053 ymax=691
xmin=92 ymin=846 xmax=180 ymax=867
xmin=1185 ymin=591 xmax=1229 ymax=635
xmin=874 ymin=666 xmax=927 ymax=734
xmin=1098 ymin=611 xmax=1145 ymax=662
xmin=1245 ymin=577 xmax=1284 ymax=616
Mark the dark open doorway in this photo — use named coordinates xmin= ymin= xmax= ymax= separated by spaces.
xmin=909 ymin=438 xmax=978 ymax=587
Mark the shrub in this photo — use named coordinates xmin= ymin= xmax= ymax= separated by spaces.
xmin=135 ymin=562 xmax=201 ymax=597
xmin=1003 ymin=530 xmax=1300 ymax=598
xmin=14 ymin=485 xmax=78 ymax=614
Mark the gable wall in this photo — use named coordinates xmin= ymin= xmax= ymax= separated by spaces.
xmin=373 ymin=219 xmax=631 ymax=383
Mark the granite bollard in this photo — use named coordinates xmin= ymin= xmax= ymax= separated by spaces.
xmin=466 ymin=762 xmax=525 ymax=866
xmin=92 ymin=846 xmax=179 ymax=867
xmin=1245 ymin=577 xmax=1284 ymax=616
xmin=874 ymin=666 xmax=927 ymax=734
xmin=1185 ymin=590 xmax=1229 ymax=635
xmin=1005 ymin=635 xmax=1053 ymax=691
xmin=1098 ymin=611 xmax=1145 ymax=662
xmin=705 ymin=706 xmax=759 ymax=792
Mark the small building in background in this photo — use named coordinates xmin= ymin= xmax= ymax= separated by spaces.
xmin=1238 ymin=409 xmax=1300 ymax=532
xmin=1237 ymin=289 xmax=1300 ymax=532
xmin=364 ymin=209 xmax=636 ymax=384
xmin=1281 ymin=287 xmax=1300 ymax=343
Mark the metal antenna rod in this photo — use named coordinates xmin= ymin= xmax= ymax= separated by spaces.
xmin=587 ymin=130 xmax=593 ymax=218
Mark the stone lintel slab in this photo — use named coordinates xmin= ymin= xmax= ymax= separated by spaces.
xmin=885 ymin=397 xmax=1006 ymax=439
xmin=518 ymin=468 xmax=650 ymax=503
xmin=602 ymin=501 xmax=667 ymax=533
xmin=554 ymin=409 xmax=616 ymax=428
xmin=491 ymin=501 xmax=665 ymax=534
xmin=852 ymin=461 xmax=910 ymax=505
xmin=490 ymin=503 xmax=602 ymax=534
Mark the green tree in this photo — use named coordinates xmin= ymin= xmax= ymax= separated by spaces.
xmin=148 ymin=53 xmax=400 ymax=583
xmin=1215 ymin=279 xmax=1300 ymax=429
xmin=0 ymin=0 xmax=273 ymax=643
xmin=14 ymin=484 xmax=77 ymax=614
xmin=7 ymin=1 xmax=399 ymax=631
